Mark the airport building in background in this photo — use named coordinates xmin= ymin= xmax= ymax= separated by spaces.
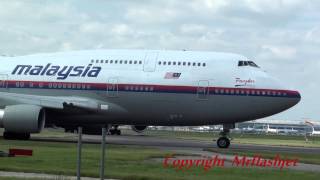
xmin=146 ymin=119 xmax=320 ymax=136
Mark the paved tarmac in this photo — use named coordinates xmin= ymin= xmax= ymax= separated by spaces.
xmin=30 ymin=134 xmax=320 ymax=154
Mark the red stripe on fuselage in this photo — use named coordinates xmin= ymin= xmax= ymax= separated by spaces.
xmin=2 ymin=80 xmax=300 ymax=98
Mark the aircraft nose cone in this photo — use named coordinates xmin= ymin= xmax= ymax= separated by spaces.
xmin=287 ymin=90 xmax=301 ymax=107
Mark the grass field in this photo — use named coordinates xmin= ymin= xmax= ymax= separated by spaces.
xmin=0 ymin=178 xmax=43 ymax=180
xmin=0 ymin=138 xmax=320 ymax=180
xmin=204 ymin=147 xmax=320 ymax=165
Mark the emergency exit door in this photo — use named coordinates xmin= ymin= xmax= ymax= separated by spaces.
xmin=197 ymin=80 xmax=209 ymax=100
xmin=143 ymin=52 xmax=158 ymax=72
xmin=0 ymin=74 xmax=8 ymax=89
xmin=107 ymin=77 xmax=118 ymax=97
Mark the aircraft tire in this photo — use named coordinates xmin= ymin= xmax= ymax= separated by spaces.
xmin=3 ymin=132 xmax=30 ymax=140
xmin=116 ymin=129 xmax=121 ymax=135
xmin=217 ymin=137 xmax=230 ymax=148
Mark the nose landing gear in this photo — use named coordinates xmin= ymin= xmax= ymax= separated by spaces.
xmin=216 ymin=123 xmax=234 ymax=148
xmin=217 ymin=130 xmax=230 ymax=148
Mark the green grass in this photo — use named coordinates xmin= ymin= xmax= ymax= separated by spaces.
xmin=0 ymin=170 xmax=319 ymax=180
xmin=0 ymin=178 xmax=44 ymax=180
xmin=0 ymin=139 xmax=171 ymax=179
xmin=204 ymin=148 xmax=320 ymax=165
xmin=1 ymin=139 xmax=320 ymax=180
xmin=0 ymin=177 xmax=68 ymax=180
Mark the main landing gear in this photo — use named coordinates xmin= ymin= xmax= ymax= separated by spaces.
xmin=3 ymin=131 xmax=30 ymax=140
xmin=108 ymin=125 xmax=121 ymax=135
xmin=216 ymin=123 xmax=234 ymax=148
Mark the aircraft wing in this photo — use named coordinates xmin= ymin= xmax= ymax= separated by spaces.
xmin=0 ymin=92 xmax=124 ymax=113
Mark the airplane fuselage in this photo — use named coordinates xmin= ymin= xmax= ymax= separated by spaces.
xmin=0 ymin=49 xmax=301 ymax=127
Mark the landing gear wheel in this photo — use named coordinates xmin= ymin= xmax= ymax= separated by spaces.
xmin=3 ymin=132 xmax=30 ymax=140
xmin=115 ymin=129 xmax=121 ymax=135
xmin=109 ymin=129 xmax=115 ymax=135
xmin=217 ymin=137 xmax=230 ymax=148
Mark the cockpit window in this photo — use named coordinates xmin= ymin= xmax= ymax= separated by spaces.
xmin=238 ymin=61 xmax=244 ymax=66
xmin=238 ymin=60 xmax=260 ymax=68
xmin=248 ymin=61 xmax=259 ymax=67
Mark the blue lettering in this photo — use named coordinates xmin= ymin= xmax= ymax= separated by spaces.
xmin=70 ymin=66 xmax=84 ymax=77
xmin=87 ymin=67 xmax=101 ymax=77
xmin=30 ymin=65 xmax=43 ymax=75
xmin=11 ymin=65 xmax=32 ymax=75
xmin=11 ymin=63 xmax=101 ymax=80
xmin=46 ymin=66 xmax=60 ymax=76
xmin=57 ymin=66 xmax=73 ymax=80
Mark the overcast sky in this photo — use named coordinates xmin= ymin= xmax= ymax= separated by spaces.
xmin=0 ymin=0 xmax=319 ymax=122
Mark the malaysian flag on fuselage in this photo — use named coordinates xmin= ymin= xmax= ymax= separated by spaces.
xmin=164 ymin=72 xmax=181 ymax=79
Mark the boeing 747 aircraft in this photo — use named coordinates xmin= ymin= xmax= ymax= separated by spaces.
xmin=0 ymin=49 xmax=300 ymax=148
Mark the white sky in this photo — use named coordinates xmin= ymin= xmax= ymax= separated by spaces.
xmin=0 ymin=0 xmax=319 ymax=122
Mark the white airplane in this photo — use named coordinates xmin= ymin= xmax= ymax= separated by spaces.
xmin=0 ymin=49 xmax=301 ymax=148
xmin=193 ymin=126 xmax=211 ymax=132
xmin=265 ymin=124 xmax=278 ymax=134
xmin=305 ymin=121 xmax=320 ymax=136
xmin=311 ymin=127 xmax=320 ymax=136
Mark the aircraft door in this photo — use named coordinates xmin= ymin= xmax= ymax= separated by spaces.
xmin=0 ymin=74 xmax=8 ymax=90
xmin=107 ymin=77 xmax=118 ymax=97
xmin=143 ymin=52 xmax=158 ymax=72
xmin=197 ymin=80 xmax=209 ymax=100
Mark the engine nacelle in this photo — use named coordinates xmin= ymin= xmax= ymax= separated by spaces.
xmin=0 ymin=105 xmax=45 ymax=133
xmin=131 ymin=125 xmax=148 ymax=133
